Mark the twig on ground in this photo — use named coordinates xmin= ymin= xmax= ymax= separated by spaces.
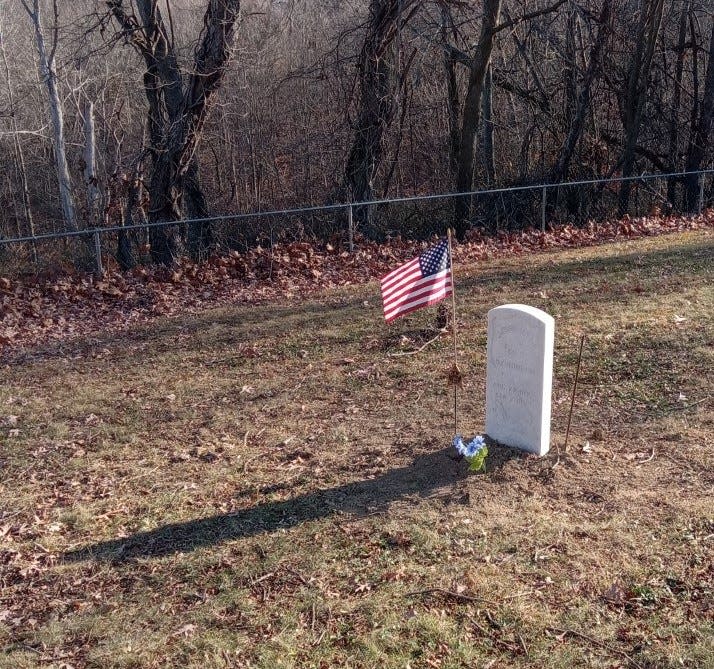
xmin=468 ymin=616 xmax=490 ymax=635
xmin=636 ymin=447 xmax=655 ymax=465
xmin=502 ymin=590 xmax=534 ymax=600
xmin=20 ymin=645 xmax=41 ymax=654
xmin=548 ymin=626 xmax=643 ymax=669
xmin=661 ymin=452 xmax=697 ymax=472
xmin=518 ymin=633 xmax=529 ymax=657
xmin=658 ymin=396 xmax=711 ymax=414
xmin=124 ymin=465 xmax=161 ymax=483
xmin=285 ymin=566 xmax=314 ymax=588
xmin=241 ymin=429 xmax=266 ymax=473
xmin=406 ymin=587 xmax=499 ymax=607
xmin=387 ymin=332 xmax=442 ymax=357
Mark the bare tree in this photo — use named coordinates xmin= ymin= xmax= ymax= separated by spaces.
xmin=83 ymin=100 xmax=101 ymax=223
xmin=685 ymin=15 xmax=714 ymax=211
xmin=0 ymin=10 xmax=35 ymax=243
xmin=453 ymin=0 xmax=502 ymax=239
xmin=552 ymin=0 xmax=612 ymax=183
xmin=21 ymin=0 xmax=77 ymax=232
xmin=618 ymin=0 xmax=665 ymax=215
xmin=447 ymin=0 xmax=566 ymax=238
xmin=343 ymin=0 xmax=418 ymax=236
xmin=108 ymin=0 xmax=241 ymax=264
xmin=666 ymin=0 xmax=691 ymax=206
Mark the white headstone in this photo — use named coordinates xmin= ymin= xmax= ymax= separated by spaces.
xmin=485 ymin=304 xmax=554 ymax=456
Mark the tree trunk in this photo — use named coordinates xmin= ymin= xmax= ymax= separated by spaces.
xmin=344 ymin=0 xmax=415 ymax=237
xmin=146 ymin=150 xmax=181 ymax=265
xmin=564 ymin=8 xmax=578 ymax=131
xmin=553 ymin=0 xmax=611 ymax=183
xmin=442 ymin=6 xmax=460 ymax=178
xmin=117 ymin=157 xmax=148 ymax=270
xmin=83 ymin=101 xmax=101 ymax=224
xmin=0 ymin=17 xmax=35 ymax=245
xmin=23 ymin=0 xmax=76 ymax=232
xmin=481 ymin=64 xmax=495 ymax=185
xmin=109 ymin=0 xmax=240 ymax=265
xmin=667 ymin=0 xmax=690 ymax=207
xmin=618 ymin=0 xmax=664 ymax=216
xmin=185 ymin=159 xmax=212 ymax=261
xmin=684 ymin=18 xmax=714 ymax=212
xmin=453 ymin=0 xmax=502 ymax=239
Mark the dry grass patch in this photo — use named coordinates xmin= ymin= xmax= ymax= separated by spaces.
xmin=1 ymin=230 xmax=712 ymax=668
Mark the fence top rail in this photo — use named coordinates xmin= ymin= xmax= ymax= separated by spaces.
xmin=1 ymin=169 xmax=712 ymax=245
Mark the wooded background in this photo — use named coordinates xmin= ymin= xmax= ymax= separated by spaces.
xmin=1 ymin=0 xmax=712 ymax=267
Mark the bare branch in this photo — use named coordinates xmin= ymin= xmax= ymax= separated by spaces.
xmin=493 ymin=0 xmax=567 ymax=34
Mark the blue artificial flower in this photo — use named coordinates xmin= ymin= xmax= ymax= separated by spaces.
xmin=453 ymin=434 xmax=487 ymax=457
xmin=464 ymin=435 xmax=486 ymax=457
xmin=453 ymin=434 xmax=488 ymax=472
xmin=452 ymin=434 xmax=467 ymax=456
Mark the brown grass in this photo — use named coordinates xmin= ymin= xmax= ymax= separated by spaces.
xmin=1 ymin=229 xmax=712 ymax=668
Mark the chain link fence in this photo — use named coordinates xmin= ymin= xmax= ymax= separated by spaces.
xmin=0 ymin=170 xmax=712 ymax=275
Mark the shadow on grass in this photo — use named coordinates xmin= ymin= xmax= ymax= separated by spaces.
xmin=64 ymin=444 xmax=523 ymax=563
xmin=460 ymin=240 xmax=712 ymax=295
xmin=5 ymin=238 xmax=710 ymax=368
xmin=1 ymin=294 xmax=373 ymax=367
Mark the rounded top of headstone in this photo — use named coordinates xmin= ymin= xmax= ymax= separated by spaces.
xmin=487 ymin=304 xmax=554 ymax=327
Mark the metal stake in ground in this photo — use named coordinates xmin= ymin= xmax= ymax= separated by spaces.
xmin=446 ymin=228 xmax=461 ymax=435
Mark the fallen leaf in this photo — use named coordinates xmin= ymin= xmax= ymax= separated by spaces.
xmin=171 ymin=623 xmax=197 ymax=638
xmin=1 ymin=213 xmax=710 ymax=355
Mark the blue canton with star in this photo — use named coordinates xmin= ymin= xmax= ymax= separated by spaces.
xmin=419 ymin=239 xmax=450 ymax=277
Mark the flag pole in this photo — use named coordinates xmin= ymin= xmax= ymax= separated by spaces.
xmin=447 ymin=228 xmax=459 ymax=435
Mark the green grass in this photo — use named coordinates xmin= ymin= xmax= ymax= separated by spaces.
xmin=1 ymin=230 xmax=712 ymax=668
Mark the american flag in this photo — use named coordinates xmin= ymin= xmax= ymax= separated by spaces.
xmin=380 ymin=239 xmax=453 ymax=323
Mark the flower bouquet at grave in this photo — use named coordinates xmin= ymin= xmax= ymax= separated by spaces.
xmin=452 ymin=434 xmax=488 ymax=472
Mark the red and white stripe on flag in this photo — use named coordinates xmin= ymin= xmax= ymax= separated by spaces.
xmin=380 ymin=240 xmax=453 ymax=323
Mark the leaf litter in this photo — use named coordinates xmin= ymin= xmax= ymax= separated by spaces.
xmin=1 ymin=212 xmax=711 ymax=354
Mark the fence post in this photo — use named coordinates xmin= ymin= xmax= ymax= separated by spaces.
xmin=541 ymin=185 xmax=547 ymax=232
xmin=348 ymin=204 xmax=354 ymax=252
xmin=93 ymin=231 xmax=103 ymax=275
xmin=699 ymin=174 xmax=705 ymax=214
